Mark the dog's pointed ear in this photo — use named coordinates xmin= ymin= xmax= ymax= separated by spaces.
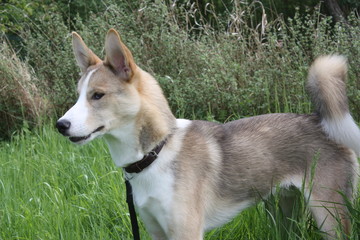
xmin=105 ymin=29 xmax=136 ymax=81
xmin=72 ymin=32 xmax=101 ymax=73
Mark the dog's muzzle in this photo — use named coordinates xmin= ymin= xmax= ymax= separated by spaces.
xmin=56 ymin=119 xmax=105 ymax=143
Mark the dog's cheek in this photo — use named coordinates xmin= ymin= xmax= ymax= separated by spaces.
xmin=85 ymin=106 xmax=104 ymax=128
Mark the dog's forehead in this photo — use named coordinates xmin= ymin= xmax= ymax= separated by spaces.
xmin=77 ymin=64 xmax=123 ymax=93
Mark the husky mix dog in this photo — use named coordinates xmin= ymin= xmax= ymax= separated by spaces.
xmin=56 ymin=29 xmax=360 ymax=239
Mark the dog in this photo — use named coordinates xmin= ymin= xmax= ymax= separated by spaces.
xmin=56 ymin=29 xmax=360 ymax=239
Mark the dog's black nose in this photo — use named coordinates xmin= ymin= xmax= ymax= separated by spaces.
xmin=56 ymin=119 xmax=71 ymax=135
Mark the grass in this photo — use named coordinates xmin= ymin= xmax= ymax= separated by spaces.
xmin=0 ymin=125 xmax=134 ymax=239
xmin=0 ymin=123 xmax=359 ymax=239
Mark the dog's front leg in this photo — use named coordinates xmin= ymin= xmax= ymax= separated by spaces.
xmin=144 ymin=209 xmax=204 ymax=240
xmin=170 ymin=219 xmax=204 ymax=240
xmin=138 ymin=209 xmax=168 ymax=240
xmin=149 ymin=233 xmax=167 ymax=240
xmin=169 ymin=200 xmax=205 ymax=240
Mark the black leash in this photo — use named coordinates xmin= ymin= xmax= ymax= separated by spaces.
xmin=124 ymin=138 xmax=168 ymax=240
xmin=125 ymin=179 xmax=140 ymax=240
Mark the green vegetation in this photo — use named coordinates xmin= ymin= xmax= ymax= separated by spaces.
xmin=0 ymin=41 xmax=48 ymax=139
xmin=1 ymin=126 xmax=359 ymax=239
xmin=0 ymin=0 xmax=360 ymax=239
xmin=0 ymin=126 xmax=135 ymax=239
xmin=1 ymin=0 xmax=360 ymax=139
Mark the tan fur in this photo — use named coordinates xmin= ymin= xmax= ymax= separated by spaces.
xmin=57 ymin=29 xmax=360 ymax=240
xmin=134 ymin=69 xmax=177 ymax=152
xmin=71 ymin=29 xmax=176 ymax=154
xmin=72 ymin=32 xmax=101 ymax=73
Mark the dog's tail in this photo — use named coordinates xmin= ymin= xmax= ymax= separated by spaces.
xmin=307 ymin=55 xmax=360 ymax=156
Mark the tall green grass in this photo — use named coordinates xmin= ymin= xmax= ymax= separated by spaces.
xmin=0 ymin=126 xmax=137 ymax=239
xmin=1 ymin=125 xmax=359 ymax=239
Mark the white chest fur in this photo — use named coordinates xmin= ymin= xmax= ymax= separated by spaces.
xmin=126 ymin=119 xmax=191 ymax=238
xmin=129 ymin=163 xmax=175 ymax=237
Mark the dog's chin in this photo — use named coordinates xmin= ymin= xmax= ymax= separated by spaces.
xmin=68 ymin=126 xmax=105 ymax=145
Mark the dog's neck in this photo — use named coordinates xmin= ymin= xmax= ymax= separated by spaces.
xmin=104 ymin=69 xmax=176 ymax=168
xmin=104 ymin=122 xmax=143 ymax=167
xmin=104 ymin=119 xmax=172 ymax=168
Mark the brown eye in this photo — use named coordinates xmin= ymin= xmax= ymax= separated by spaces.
xmin=92 ymin=92 xmax=105 ymax=100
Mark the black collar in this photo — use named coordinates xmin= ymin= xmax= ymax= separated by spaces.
xmin=124 ymin=139 xmax=167 ymax=174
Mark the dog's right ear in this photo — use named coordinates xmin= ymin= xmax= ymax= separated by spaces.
xmin=104 ymin=29 xmax=136 ymax=81
xmin=72 ymin=32 xmax=101 ymax=73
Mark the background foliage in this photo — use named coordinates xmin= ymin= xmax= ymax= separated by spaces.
xmin=1 ymin=0 xmax=360 ymax=139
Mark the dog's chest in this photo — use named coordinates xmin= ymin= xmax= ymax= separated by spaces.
xmin=129 ymin=167 xmax=174 ymax=236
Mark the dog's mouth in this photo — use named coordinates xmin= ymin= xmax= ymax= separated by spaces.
xmin=69 ymin=126 xmax=105 ymax=143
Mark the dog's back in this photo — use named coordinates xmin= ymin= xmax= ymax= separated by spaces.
xmin=171 ymin=55 xmax=360 ymax=238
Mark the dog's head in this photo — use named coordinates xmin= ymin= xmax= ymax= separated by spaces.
xmin=56 ymin=29 xmax=141 ymax=144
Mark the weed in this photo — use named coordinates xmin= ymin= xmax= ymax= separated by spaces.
xmin=0 ymin=39 xmax=48 ymax=139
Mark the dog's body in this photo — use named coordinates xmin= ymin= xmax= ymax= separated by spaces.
xmin=56 ymin=29 xmax=360 ymax=239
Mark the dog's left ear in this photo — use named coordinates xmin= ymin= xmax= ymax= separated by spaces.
xmin=105 ymin=29 xmax=136 ymax=81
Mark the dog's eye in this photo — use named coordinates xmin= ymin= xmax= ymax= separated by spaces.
xmin=92 ymin=92 xmax=105 ymax=100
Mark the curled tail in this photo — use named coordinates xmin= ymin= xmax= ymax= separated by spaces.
xmin=307 ymin=55 xmax=360 ymax=156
